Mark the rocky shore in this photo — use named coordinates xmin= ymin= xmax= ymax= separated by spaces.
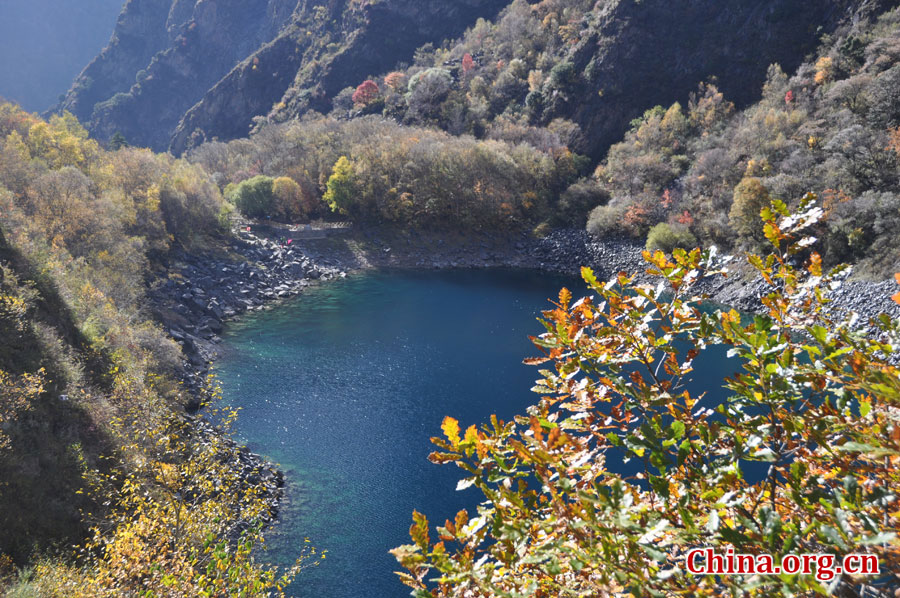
xmin=152 ymin=222 xmax=899 ymax=405
xmin=150 ymin=223 xmax=899 ymax=520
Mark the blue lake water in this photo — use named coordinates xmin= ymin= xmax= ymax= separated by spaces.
xmin=215 ymin=268 xmax=738 ymax=597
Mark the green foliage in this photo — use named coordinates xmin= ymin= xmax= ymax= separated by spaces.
xmin=394 ymin=197 xmax=900 ymax=596
xmin=225 ymin=175 xmax=276 ymax=218
xmin=645 ymin=221 xmax=697 ymax=253
xmin=107 ymin=132 xmax=129 ymax=151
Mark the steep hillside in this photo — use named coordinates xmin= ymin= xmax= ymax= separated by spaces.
xmin=585 ymin=7 xmax=900 ymax=277
xmin=56 ymin=0 xmax=299 ymax=151
xmin=57 ymin=0 xmax=509 ymax=153
xmin=267 ymin=0 xmax=897 ymax=162
xmin=552 ymin=0 xmax=896 ymax=159
xmin=0 ymin=102 xmax=315 ymax=595
xmin=57 ymin=0 xmax=897 ymax=158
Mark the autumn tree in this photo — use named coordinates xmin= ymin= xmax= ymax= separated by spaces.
xmin=462 ymin=53 xmax=475 ymax=75
xmin=384 ymin=71 xmax=408 ymax=92
xmin=352 ymin=80 xmax=380 ymax=107
xmin=323 ymin=156 xmax=357 ymax=215
xmin=729 ymin=176 xmax=771 ymax=244
xmin=272 ymin=176 xmax=314 ymax=222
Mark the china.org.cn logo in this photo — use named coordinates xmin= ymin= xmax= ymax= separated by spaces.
xmin=686 ymin=546 xmax=879 ymax=582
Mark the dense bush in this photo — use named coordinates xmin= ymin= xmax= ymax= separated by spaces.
xmin=225 ymin=175 xmax=276 ymax=218
xmin=645 ymin=221 xmax=697 ymax=253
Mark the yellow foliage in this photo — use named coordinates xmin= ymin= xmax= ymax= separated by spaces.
xmin=24 ymin=399 xmax=322 ymax=597
xmin=815 ymin=55 xmax=834 ymax=85
xmin=0 ymin=369 xmax=43 ymax=451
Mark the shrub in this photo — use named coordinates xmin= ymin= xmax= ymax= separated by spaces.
xmin=225 ymin=175 xmax=275 ymax=219
xmin=531 ymin=221 xmax=551 ymax=238
xmin=645 ymin=221 xmax=697 ymax=253
xmin=586 ymin=202 xmax=627 ymax=238
xmin=556 ymin=178 xmax=607 ymax=227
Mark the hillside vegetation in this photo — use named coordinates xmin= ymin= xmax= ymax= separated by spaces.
xmin=180 ymin=6 xmax=900 ymax=277
xmin=291 ymin=0 xmax=871 ymax=160
xmin=585 ymin=9 xmax=900 ymax=277
xmin=190 ymin=116 xmax=588 ymax=231
xmin=0 ymin=103 xmax=316 ymax=596
xmin=55 ymin=0 xmax=886 ymax=158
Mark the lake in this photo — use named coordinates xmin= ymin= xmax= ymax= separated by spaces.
xmin=215 ymin=268 xmax=737 ymax=597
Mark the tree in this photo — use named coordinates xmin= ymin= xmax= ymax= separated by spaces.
xmin=406 ymin=69 xmax=453 ymax=122
xmin=729 ymin=176 xmax=771 ymax=244
xmin=225 ymin=175 xmax=275 ymax=219
xmin=393 ymin=197 xmax=900 ymax=597
xmin=352 ymin=80 xmax=380 ymax=107
xmin=462 ymin=53 xmax=475 ymax=75
xmin=272 ymin=176 xmax=308 ymax=222
xmin=384 ymin=72 xmax=408 ymax=92
xmin=322 ymin=156 xmax=356 ymax=215
xmin=108 ymin=132 xmax=129 ymax=151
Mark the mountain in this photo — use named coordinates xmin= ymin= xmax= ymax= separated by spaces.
xmin=270 ymin=0 xmax=899 ymax=161
xmin=0 ymin=0 xmax=123 ymax=111
xmin=56 ymin=0 xmax=896 ymax=157
xmin=56 ymin=0 xmax=510 ymax=153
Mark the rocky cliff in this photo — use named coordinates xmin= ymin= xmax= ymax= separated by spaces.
xmin=541 ymin=0 xmax=898 ymax=160
xmin=57 ymin=0 xmax=897 ymax=157
xmin=0 ymin=0 xmax=122 ymax=112
xmin=57 ymin=0 xmax=509 ymax=153
xmin=56 ymin=0 xmax=298 ymax=151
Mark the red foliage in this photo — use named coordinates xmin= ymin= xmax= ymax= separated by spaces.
xmin=623 ymin=203 xmax=649 ymax=229
xmin=352 ymin=80 xmax=380 ymax=106
xmin=784 ymin=89 xmax=794 ymax=104
xmin=660 ymin=189 xmax=673 ymax=208
xmin=676 ymin=210 xmax=694 ymax=226
xmin=462 ymin=53 xmax=475 ymax=74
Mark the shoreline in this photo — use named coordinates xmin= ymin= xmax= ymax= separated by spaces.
xmin=148 ymin=224 xmax=900 ymax=527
